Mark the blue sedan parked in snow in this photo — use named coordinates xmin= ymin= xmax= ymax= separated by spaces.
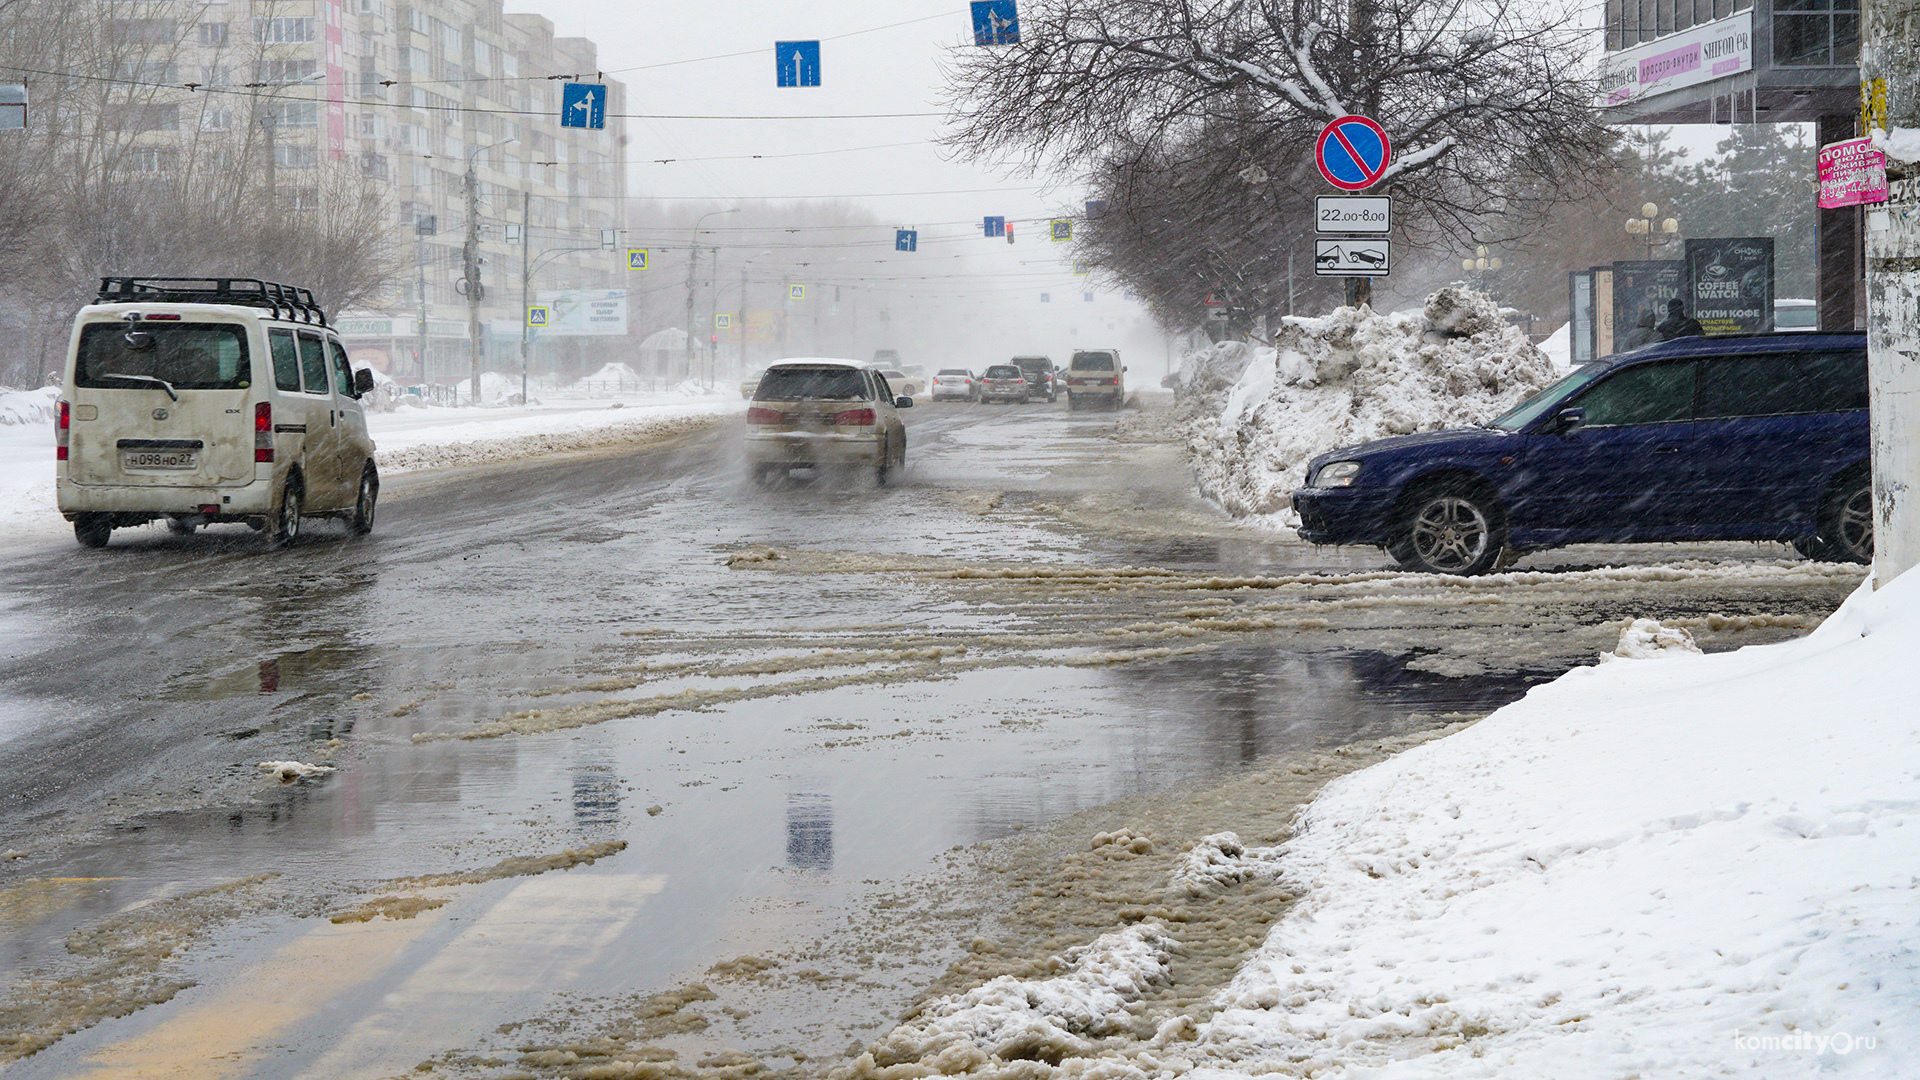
xmin=1291 ymin=332 xmax=1871 ymax=574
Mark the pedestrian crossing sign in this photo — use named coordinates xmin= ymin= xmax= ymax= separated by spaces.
xmin=527 ymin=305 xmax=549 ymax=327
xmin=628 ymin=249 xmax=648 ymax=270
xmin=789 ymin=284 xmax=805 ymax=301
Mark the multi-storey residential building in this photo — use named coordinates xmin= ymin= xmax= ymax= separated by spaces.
xmin=174 ymin=0 xmax=630 ymax=382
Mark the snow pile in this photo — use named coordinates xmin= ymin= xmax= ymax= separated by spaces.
xmin=1192 ymin=570 xmax=1920 ymax=1077
xmin=574 ymin=361 xmax=646 ymax=388
xmin=841 ymin=924 xmax=1174 ymax=1072
xmin=0 ymin=385 xmax=57 ymax=427
xmin=1869 ymin=125 xmax=1920 ymax=163
xmin=1167 ymin=832 xmax=1285 ymax=898
xmin=454 ymin=370 xmax=525 ymax=406
xmin=1603 ymin=616 xmax=1701 ymax=661
xmin=1186 ymin=288 xmax=1556 ymax=523
xmin=258 ymin=760 xmax=334 ymax=783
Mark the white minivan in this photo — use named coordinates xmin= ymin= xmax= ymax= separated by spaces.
xmin=56 ymin=278 xmax=378 ymax=548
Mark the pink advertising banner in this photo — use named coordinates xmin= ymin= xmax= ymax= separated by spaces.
xmin=1818 ymin=138 xmax=1889 ymax=210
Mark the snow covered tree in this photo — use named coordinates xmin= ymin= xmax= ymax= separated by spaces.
xmin=946 ymin=0 xmax=1615 ymax=250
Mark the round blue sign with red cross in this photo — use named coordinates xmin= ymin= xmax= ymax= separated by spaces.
xmin=1315 ymin=115 xmax=1392 ymax=191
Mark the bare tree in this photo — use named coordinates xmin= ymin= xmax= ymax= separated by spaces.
xmin=946 ymin=0 xmax=1617 ymax=324
xmin=0 ymin=0 xmax=399 ymax=384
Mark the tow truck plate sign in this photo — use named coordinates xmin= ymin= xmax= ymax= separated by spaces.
xmin=1316 ymin=196 xmax=1392 ymax=234
xmin=1314 ymin=238 xmax=1391 ymax=277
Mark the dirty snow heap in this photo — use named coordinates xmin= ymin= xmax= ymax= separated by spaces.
xmin=1184 ymin=288 xmax=1556 ymax=526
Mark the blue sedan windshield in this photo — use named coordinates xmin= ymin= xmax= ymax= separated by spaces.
xmin=1488 ymin=364 xmax=1605 ymax=431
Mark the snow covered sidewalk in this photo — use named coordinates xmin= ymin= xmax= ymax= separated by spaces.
xmin=846 ymin=573 xmax=1918 ymax=1079
xmin=0 ymin=384 xmax=740 ymax=541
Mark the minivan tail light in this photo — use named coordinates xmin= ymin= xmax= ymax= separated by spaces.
xmin=832 ymin=407 xmax=877 ymax=426
xmin=56 ymin=400 xmax=68 ymax=460
xmin=254 ymin=402 xmax=274 ymax=462
xmin=746 ymin=407 xmax=785 ymax=425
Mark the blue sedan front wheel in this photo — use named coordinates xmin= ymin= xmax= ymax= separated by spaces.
xmin=1394 ymin=490 xmax=1503 ymax=575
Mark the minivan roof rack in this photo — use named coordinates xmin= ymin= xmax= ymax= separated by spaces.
xmin=94 ymin=277 xmax=330 ymax=327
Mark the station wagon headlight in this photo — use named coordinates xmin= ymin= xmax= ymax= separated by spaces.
xmin=1313 ymin=460 xmax=1362 ymax=487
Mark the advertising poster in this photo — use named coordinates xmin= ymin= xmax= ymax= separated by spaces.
xmin=1610 ymin=260 xmax=1685 ymax=347
xmin=1683 ymin=238 xmax=1774 ymax=335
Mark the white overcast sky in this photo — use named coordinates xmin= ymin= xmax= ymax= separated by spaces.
xmin=527 ymin=0 xmax=1077 ymax=232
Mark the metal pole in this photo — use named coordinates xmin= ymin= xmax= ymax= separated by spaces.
xmin=415 ymin=232 xmax=428 ymax=383
xmin=704 ymin=245 xmax=720 ymax=388
xmin=738 ymin=263 xmax=749 ymax=378
xmin=683 ymin=244 xmax=697 ymax=382
xmin=520 ymin=189 xmax=531 ymax=406
xmin=463 ymin=160 xmax=483 ymax=406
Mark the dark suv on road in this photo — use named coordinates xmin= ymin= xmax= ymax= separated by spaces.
xmin=1291 ymin=333 xmax=1871 ymax=574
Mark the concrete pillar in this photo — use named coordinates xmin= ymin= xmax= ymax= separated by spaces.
xmin=1863 ymin=0 xmax=1920 ymax=586
xmin=1816 ymin=114 xmax=1863 ymax=332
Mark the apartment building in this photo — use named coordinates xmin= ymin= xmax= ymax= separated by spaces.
xmin=163 ymin=0 xmax=631 ymax=381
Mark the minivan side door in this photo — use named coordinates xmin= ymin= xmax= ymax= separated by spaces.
xmin=1521 ymin=358 xmax=1696 ymax=537
xmin=294 ymin=329 xmax=345 ymax=508
xmin=1691 ymin=350 xmax=1868 ymax=532
xmin=326 ymin=337 xmax=374 ymax=486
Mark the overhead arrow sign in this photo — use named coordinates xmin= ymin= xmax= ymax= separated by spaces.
xmin=970 ymin=0 xmax=1019 ymax=44
xmin=775 ymin=41 xmax=821 ymax=87
xmin=895 ymin=229 xmax=918 ymax=251
xmin=560 ymin=82 xmax=606 ymax=129
xmin=983 ymin=216 xmax=1006 ymax=238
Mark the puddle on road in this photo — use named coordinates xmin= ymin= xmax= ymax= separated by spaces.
xmin=0 ymin=640 xmax=1539 ymax=1078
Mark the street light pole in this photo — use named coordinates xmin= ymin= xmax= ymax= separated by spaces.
xmin=685 ymin=209 xmax=738 ymax=382
xmin=462 ymin=136 xmax=516 ymax=406
xmin=520 ymin=189 xmax=531 ymax=407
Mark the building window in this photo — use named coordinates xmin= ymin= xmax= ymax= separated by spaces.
xmin=197 ymin=22 xmax=228 ymax=46
xmin=123 ymin=146 xmax=177 ymax=174
xmin=267 ymin=101 xmax=317 ymax=127
xmin=1605 ymin=0 xmax=1750 ymax=51
xmin=108 ymin=19 xmax=176 ymax=44
xmin=253 ymin=17 xmax=315 ymax=43
xmin=253 ymin=59 xmax=318 ymax=83
xmin=114 ymin=60 xmax=179 ymax=83
xmin=199 ymin=106 xmax=232 ymax=130
xmin=200 ymin=66 xmax=231 ymax=88
xmin=1774 ymin=0 xmax=1860 ymax=66
xmin=274 ymin=143 xmax=317 ymax=169
xmin=360 ymin=152 xmax=389 ymax=180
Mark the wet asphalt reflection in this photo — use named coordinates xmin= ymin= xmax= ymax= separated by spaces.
xmin=0 ymin=396 xmax=1850 ymax=1076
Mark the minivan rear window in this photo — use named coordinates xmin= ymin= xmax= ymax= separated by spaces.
xmin=76 ymin=322 xmax=250 ymax=391
xmin=1072 ymin=353 xmax=1114 ymax=371
xmin=754 ymin=366 xmax=869 ymax=401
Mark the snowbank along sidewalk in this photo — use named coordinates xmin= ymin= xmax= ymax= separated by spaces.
xmin=839 ymin=571 xmax=1918 ymax=1080
xmin=1183 ymin=288 xmax=1556 ymax=526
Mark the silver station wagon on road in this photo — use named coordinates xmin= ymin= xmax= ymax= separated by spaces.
xmin=57 ymin=277 xmax=379 ymax=549
xmin=744 ymin=358 xmax=912 ymax=485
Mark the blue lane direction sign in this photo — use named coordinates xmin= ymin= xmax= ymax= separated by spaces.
xmin=1084 ymin=199 xmax=1108 ymax=218
xmin=561 ymin=83 xmax=607 ymax=129
xmin=971 ymin=0 xmax=1019 ymax=44
xmin=1314 ymin=238 xmax=1392 ymax=277
xmin=776 ymin=41 xmax=821 ymax=87
xmin=895 ymin=229 xmax=917 ymax=251
xmin=983 ymin=216 xmax=1006 ymax=237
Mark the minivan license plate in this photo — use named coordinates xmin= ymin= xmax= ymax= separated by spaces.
xmin=124 ymin=450 xmax=196 ymax=470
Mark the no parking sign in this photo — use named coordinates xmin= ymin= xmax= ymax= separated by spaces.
xmin=1314 ymin=115 xmax=1392 ymax=191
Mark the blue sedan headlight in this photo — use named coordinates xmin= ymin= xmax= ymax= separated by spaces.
xmin=1312 ymin=460 xmax=1363 ymax=487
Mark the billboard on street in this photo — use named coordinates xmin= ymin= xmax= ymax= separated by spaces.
xmin=1683 ymin=238 xmax=1774 ymax=336
xmin=533 ymin=289 xmax=628 ymax=336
